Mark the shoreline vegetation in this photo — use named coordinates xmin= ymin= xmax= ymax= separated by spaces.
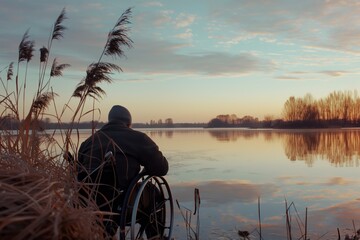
xmin=3 ymin=89 xmax=360 ymax=130
xmin=1 ymin=6 xmax=360 ymax=240
xmin=2 ymin=117 xmax=360 ymax=130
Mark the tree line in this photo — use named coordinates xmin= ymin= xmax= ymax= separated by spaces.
xmin=283 ymin=91 xmax=360 ymax=122
xmin=2 ymin=90 xmax=359 ymax=130
xmin=207 ymin=90 xmax=360 ymax=128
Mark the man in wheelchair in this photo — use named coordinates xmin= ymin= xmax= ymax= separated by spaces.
xmin=77 ymin=105 xmax=169 ymax=239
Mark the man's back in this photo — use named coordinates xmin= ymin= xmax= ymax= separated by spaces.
xmin=78 ymin=121 xmax=168 ymax=189
xmin=76 ymin=105 xmax=169 ymax=237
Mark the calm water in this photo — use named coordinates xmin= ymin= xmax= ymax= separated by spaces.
xmin=61 ymin=128 xmax=360 ymax=239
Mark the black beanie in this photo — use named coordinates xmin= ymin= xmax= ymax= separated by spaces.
xmin=108 ymin=105 xmax=132 ymax=124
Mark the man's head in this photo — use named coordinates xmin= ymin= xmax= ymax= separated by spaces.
xmin=108 ymin=105 xmax=132 ymax=126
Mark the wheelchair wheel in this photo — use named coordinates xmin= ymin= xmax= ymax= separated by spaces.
xmin=119 ymin=174 xmax=174 ymax=240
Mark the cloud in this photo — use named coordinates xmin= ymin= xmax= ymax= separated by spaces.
xmin=175 ymin=13 xmax=196 ymax=28
xmin=290 ymin=71 xmax=309 ymax=74
xmin=0 ymin=1 xmax=116 ymax=65
xmin=276 ymin=76 xmax=301 ymax=80
xmin=84 ymin=3 xmax=105 ymax=10
xmin=208 ymin=0 xmax=360 ymax=53
xmin=153 ymin=10 xmax=174 ymax=27
xmin=3 ymin=0 xmax=359 ymax=87
xmin=124 ymin=38 xmax=275 ymax=76
xmin=142 ymin=1 xmax=163 ymax=7
xmin=175 ymin=29 xmax=193 ymax=40
xmin=134 ymin=11 xmax=166 ymax=29
xmin=276 ymin=70 xmax=351 ymax=80
xmin=320 ymin=70 xmax=350 ymax=77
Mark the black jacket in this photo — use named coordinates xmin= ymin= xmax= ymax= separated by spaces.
xmin=78 ymin=121 xmax=168 ymax=189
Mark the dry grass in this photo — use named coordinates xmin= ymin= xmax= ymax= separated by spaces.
xmin=0 ymin=155 xmax=105 ymax=240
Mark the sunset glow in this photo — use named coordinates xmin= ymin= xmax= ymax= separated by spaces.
xmin=1 ymin=1 xmax=360 ymax=123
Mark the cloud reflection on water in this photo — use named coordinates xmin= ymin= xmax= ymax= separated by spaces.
xmin=172 ymin=179 xmax=278 ymax=206
xmin=324 ymin=177 xmax=358 ymax=186
xmin=171 ymin=177 xmax=360 ymax=239
xmin=277 ymin=176 xmax=359 ymax=186
xmin=205 ymin=198 xmax=360 ymax=240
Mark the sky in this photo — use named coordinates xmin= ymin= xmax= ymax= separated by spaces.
xmin=1 ymin=0 xmax=360 ymax=123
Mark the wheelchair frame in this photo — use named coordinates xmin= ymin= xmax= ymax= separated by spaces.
xmin=118 ymin=172 xmax=174 ymax=240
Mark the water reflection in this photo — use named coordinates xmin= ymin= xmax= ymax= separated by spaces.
xmin=46 ymin=128 xmax=360 ymax=239
xmin=171 ymin=179 xmax=360 ymax=240
xmin=205 ymin=129 xmax=360 ymax=166
xmin=147 ymin=129 xmax=174 ymax=138
xmin=282 ymin=130 xmax=360 ymax=167
xmin=140 ymin=129 xmax=360 ymax=239
xmin=208 ymin=129 xmax=262 ymax=141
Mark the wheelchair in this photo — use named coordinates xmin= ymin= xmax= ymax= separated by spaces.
xmin=118 ymin=172 xmax=174 ymax=240
xmin=64 ymin=151 xmax=174 ymax=240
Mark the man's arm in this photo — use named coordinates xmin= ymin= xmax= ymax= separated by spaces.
xmin=139 ymin=135 xmax=169 ymax=176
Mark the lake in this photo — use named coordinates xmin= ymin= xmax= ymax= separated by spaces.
xmin=68 ymin=128 xmax=360 ymax=239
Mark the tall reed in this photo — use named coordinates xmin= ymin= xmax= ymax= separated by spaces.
xmin=0 ymin=7 xmax=133 ymax=240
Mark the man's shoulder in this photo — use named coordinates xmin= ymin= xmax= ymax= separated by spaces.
xmin=99 ymin=124 xmax=152 ymax=142
xmin=80 ymin=130 xmax=103 ymax=146
xmin=130 ymin=128 xmax=150 ymax=137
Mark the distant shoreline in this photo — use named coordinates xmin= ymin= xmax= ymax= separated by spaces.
xmin=2 ymin=118 xmax=360 ymax=130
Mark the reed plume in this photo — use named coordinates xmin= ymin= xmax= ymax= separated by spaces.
xmin=32 ymin=92 xmax=57 ymax=113
xmin=16 ymin=30 xmax=35 ymax=120
xmin=73 ymin=62 xmax=121 ymax=99
xmin=39 ymin=8 xmax=67 ymax=92
xmin=104 ymin=7 xmax=133 ymax=58
xmin=7 ymin=62 xmax=14 ymax=81
xmin=40 ymin=47 xmax=49 ymax=63
xmin=46 ymin=58 xmax=70 ymax=91
xmin=50 ymin=58 xmax=70 ymax=77
xmin=52 ymin=8 xmax=67 ymax=41
xmin=2 ymin=62 xmax=13 ymax=98
xmin=18 ymin=30 xmax=35 ymax=63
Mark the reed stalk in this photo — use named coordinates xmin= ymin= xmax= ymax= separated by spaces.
xmin=176 ymin=188 xmax=201 ymax=240
xmin=258 ymin=196 xmax=262 ymax=240
xmin=304 ymin=207 xmax=307 ymax=240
